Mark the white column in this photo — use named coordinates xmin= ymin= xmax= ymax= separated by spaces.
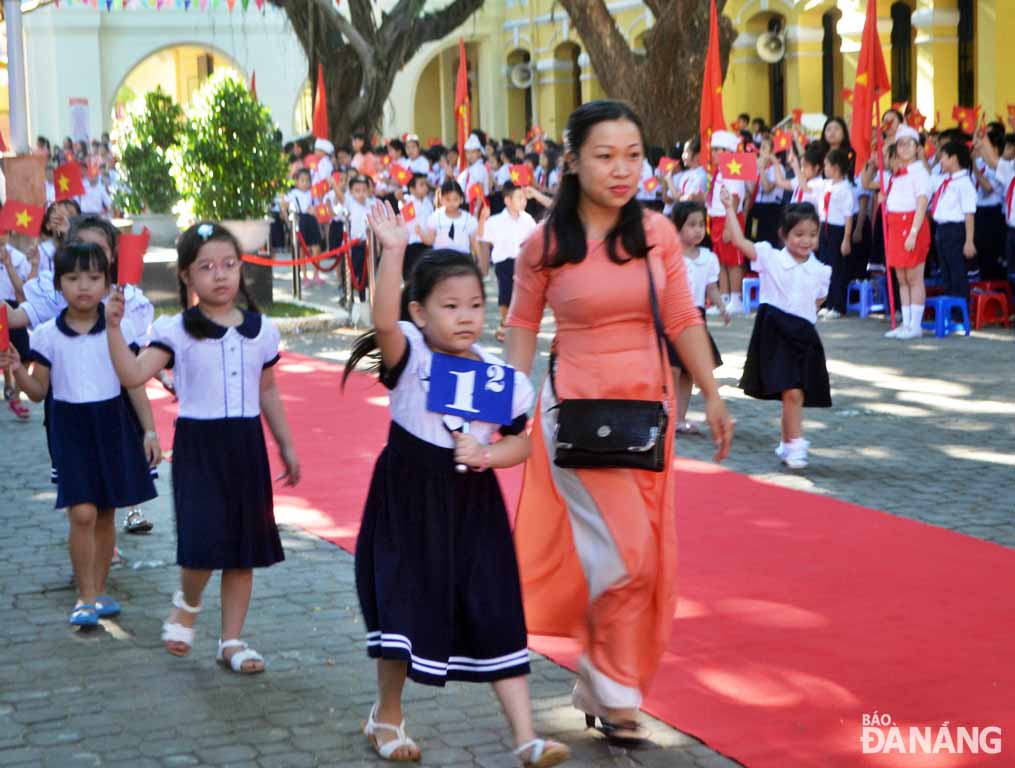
xmin=4 ymin=0 xmax=30 ymax=153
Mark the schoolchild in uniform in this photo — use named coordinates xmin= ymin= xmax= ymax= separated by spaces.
xmin=35 ymin=199 xmax=81 ymax=279
xmin=458 ymin=133 xmax=491 ymax=211
xmin=706 ymin=130 xmax=747 ymax=312
xmin=421 ymin=180 xmax=481 ymax=257
xmin=720 ymin=191 xmax=832 ymax=471
xmin=312 ymin=138 xmax=335 ymax=189
xmin=105 ymin=222 xmax=300 ymax=674
xmin=749 ymin=136 xmax=786 ymax=248
xmin=403 ymin=173 xmax=435 ymax=281
xmin=3 ymin=242 xmax=160 ymax=626
xmin=281 ymin=169 xmax=323 ymax=286
xmin=974 ymin=131 xmax=1015 ymax=283
xmin=1 ymin=227 xmax=32 ymax=420
xmin=343 ymin=201 xmax=569 ymax=768
xmin=882 ymin=126 xmax=932 ymax=340
xmin=404 ymin=135 xmax=431 ymax=176
xmin=670 ymin=201 xmax=729 ymax=435
xmin=478 ymin=182 xmax=538 ymax=342
xmin=674 ymin=138 xmax=708 ymax=203
xmin=816 ymin=148 xmax=855 ymax=318
xmin=929 ymin=140 xmax=977 ymax=300
xmin=972 ymin=129 xmax=1006 ymax=281
xmin=331 ymin=175 xmax=375 ymax=302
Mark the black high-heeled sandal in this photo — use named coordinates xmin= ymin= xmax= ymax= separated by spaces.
xmin=585 ymin=714 xmax=652 ymax=748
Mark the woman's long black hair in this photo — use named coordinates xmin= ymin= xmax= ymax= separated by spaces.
xmin=176 ymin=221 xmax=260 ymax=339
xmin=819 ymin=116 xmax=855 ymax=179
xmin=341 ymin=249 xmax=485 ymax=388
xmin=542 ymin=99 xmax=649 ymax=268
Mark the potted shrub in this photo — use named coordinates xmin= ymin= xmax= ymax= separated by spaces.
xmin=112 ymin=86 xmax=183 ymax=246
xmin=172 ymin=70 xmax=287 ymax=255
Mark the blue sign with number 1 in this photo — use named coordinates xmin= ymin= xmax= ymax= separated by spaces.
xmin=427 ymin=353 xmax=515 ymax=426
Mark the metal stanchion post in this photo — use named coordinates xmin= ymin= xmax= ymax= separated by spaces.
xmin=289 ymin=207 xmax=301 ymax=300
xmin=342 ymin=208 xmax=352 ymax=317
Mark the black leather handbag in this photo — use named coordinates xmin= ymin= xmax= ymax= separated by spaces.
xmin=551 ymin=255 xmax=670 ymax=472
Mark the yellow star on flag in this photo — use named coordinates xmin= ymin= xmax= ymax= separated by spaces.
xmin=726 ymin=159 xmax=742 ymax=176
xmin=715 ymin=86 xmax=722 ymax=94
xmin=57 ymin=175 xmax=70 ymax=193
xmin=15 ymin=210 xmax=32 ymax=229
xmin=510 ymin=170 xmax=520 ymax=182
xmin=856 ymin=73 xmax=869 ymax=87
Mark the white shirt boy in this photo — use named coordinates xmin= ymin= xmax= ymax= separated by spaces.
xmin=479 ymin=210 xmax=537 ymax=265
xmin=930 ymin=171 xmax=977 ymax=224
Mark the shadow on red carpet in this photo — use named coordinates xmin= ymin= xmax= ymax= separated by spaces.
xmin=148 ymin=352 xmax=1014 ymax=768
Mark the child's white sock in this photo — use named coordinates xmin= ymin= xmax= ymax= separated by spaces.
xmin=910 ymin=303 xmax=924 ymax=330
xmin=722 ymin=293 xmax=731 ymax=306
xmin=901 ymin=305 xmax=911 ymax=328
xmin=730 ymin=292 xmax=742 ymax=305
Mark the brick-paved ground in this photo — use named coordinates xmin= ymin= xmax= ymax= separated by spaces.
xmin=1 ymin=267 xmax=1011 ymax=767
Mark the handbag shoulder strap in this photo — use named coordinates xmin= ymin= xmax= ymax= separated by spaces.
xmin=644 ymin=253 xmax=671 ymax=399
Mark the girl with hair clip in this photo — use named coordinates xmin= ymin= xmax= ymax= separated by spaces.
xmin=344 ymin=203 xmax=569 ymax=767
xmin=505 ymin=100 xmax=733 ymax=748
xmin=105 ymin=222 xmax=300 ymax=675
xmin=816 ymin=148 xmax=856 ymax=319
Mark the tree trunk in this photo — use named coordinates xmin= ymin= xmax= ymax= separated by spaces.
xmin=275 ymin=0 xmax=484 ymax=145
xmin=558 ymin=0 xmax=737 ymax=148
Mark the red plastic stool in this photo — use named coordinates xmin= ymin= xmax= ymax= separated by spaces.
xmin=971 ymin=291 xmax=1010 ymax=329
xmin=970 ymin=280 xmax=1013 ymax=315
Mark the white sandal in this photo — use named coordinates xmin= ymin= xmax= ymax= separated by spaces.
xmin=216 ymin=638 xmax=265 ymax=674
xmin=513 ymin=738 xmax=570 ymax=767
xmin=161 ymin=590 xmax=201 ymax=656
xmin=362 ymin=703 xmax=421 ymax=762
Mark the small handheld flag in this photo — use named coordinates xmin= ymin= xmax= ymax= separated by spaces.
xmin=311 ymin=179 xmax=330 ymax=199
xmin=117 ymin=228 xmax=150 ymax=285
xmin=508 ymin=164 xmax=533 ymax=187
xmin=658 ymin=157 xmax=678 ymax=174
xmin=952 ymin=105 xmax=979 ymax=134
xmin=314 ymin=203 xmax=332 ymax=224
xmin=54 ymin=162 xmax=85 ymax=201
xmin=303 ymin=153 xmax=321 ymax=172
xmin=390 ymin=163 xmax=412 ymax=187
xmin=772 ymin=129 xmax=792 ymax=153
xmin=0 ymin=200 xmax=45 ymax=237
xmin=468 ymin=182 xmax=485 ymax=204
xmin=718 ymin=152 xmax=758 ymax=181
xmin=402 ymin=201 xmax=417 ymax=223
xmin=643 ymin=177 xmax=660 ymax=194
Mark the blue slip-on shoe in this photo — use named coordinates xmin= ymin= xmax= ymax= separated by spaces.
xmin=94 ymin=596 xmax=121 ymax=618
xmin=69 ymin=603 xmax=99 ymax=627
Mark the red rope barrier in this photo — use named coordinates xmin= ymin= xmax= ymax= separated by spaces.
xmin=346 ymin=239 xmax=369 ymax=292
xmin=240 ymin=237 xmax=361 ymax=268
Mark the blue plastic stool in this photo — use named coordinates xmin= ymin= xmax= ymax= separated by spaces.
xmin=846 ymin=280 xmax=874 ymax=318
xmin=742 ymin=277 xmax=761 ymax=313
xmin=869 ymin=275 xmax=887 ymax=313
xmin=921 ymin=296 xmax=970 ymax=337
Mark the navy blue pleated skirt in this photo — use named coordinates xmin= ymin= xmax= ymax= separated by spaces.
xmin=171 ymin=416 xmax=284 ymax=570
xmin=50 ymin=397 xmax=158 ymax=510
xmin=355 ymin=421 xmax=531 ymax=687
xmin=740 ymin=304 xmax=832 ymax=408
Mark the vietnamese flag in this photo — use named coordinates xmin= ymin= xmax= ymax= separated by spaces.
xmin=719 ymin=152 xmax=758 ymax=181
xmin=314 ymin=203 xmax=332 ymax=224
xmin=772 ymin=129 xmax=792 ymax=153
xmin=0 ymin=304 xmax=9 ymax=353
xmin=509 ymin=164 xmax=533 ymax=187
xmin=117 ymin=228 xmax=149 ymax=285
xmin=841 ymin=88 xmax=853 ymax=105
xmin=390 ymin=163 xmax=412 ymax=187
xmin=0 ymin=200 xmax=44 ymax=237
xmin=532 ymin=139 xmax=546 ymax=156
xmin=402 ymin=201 xmax=417 ymax=223
xmin=850 ymin=0 xmax=891 ymax=172
xmin=468 ymin=182 xmax=485 ymax=204
xmin=952 ymin=105 xmax=979 ymax=134
xmin=699 ymin=0 xmax=726 ymax=168
xmin=658 ymin=157 xmax=678 ymax=174
xmin=312 ymin=63 xmax=329 ymax=142
xmin=454 ymin=38 xmax=470 ymax=173
xmin=303 ymin=153 xmax=321 ymax=173
xmin=311 ymin=179 xmax=330 ymax=199
xmin=54 ymin=162 xmax=85 ymax=201
xmin=791 ymin=108 xmax=804 ymax=125
xmin=380 ymin=155 xmax=392 ymax=169
xmin=643 ymin=177 xmax=660 ymax=194
xmin=427 ymin=137 xmax=441 ymax=148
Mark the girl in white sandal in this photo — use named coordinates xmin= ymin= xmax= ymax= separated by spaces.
xmin=106 ymin=222 xmax=301 ymax=673
xmin=347 ymin=202 xmax=569 ymax=766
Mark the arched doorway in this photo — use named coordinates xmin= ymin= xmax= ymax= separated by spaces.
xmin=112 ymin=45 xmax=243 ymax=122
xmin=506 ymin=49 xmax=533 ymax=142
xmin=409 ymin=42 xmax=481 ymax=147
xmin=553 ymin=41 xmax=582 ymax=130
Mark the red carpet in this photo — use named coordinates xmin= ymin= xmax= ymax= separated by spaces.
xmin=149 ymin=353 xmax=1015 ymax=768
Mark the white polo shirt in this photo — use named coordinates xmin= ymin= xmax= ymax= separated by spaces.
xmin=991 ymin=158 xmax=1015 ymax=226
xmin=458 ymin=159 xmax=490 ymax=196
xmin=885 ymin=162 xmax=931 ymax=213
xmin=707 ymin=174 xmax=746 ymax=217
xmin=479 ymin=210 xmax=537 ymax=265
xmin=0 ymin=245 xmax=30 ymax=302
xmin=683 ymin=247 xmax=721 ymax=308
xmin=675 ymin=167 xmax=707 ymax=199
xmin=30 ymin=311 xmax=140 ymax=404
xmin=149 ymin=309 xmax=281 ymax=420
xmin=819 ymin=179 xmax=855 ymax=226
xmin=751 ymin=242 xmax=831 ymax=325
xmin=930 ymin=171 xmax=977 ymax=224
xmin=975 ymin=157 xmax=1003 ymax=207
xmin=426 ymin=208 xmax=477 ymax=254
xmin=404 ymin=194 xmax=435 ymax=245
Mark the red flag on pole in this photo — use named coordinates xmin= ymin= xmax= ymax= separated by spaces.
xmin=312 ymin=63 xmax=329 ymax=141
xmin=54 ymin=162 xmax=85 ymax=200
xmin=850 ymin=0 xmax=891 ymax=172
xmin=454 ymin=38 xmax=470 ymax=174
xmin=117 ymin=228 xmax=150 ymax=285
xmin=509 ymin=164 xmax=533 ymax=187
xmin=699 ymin=0 xmax=726 ymax=169
xmin=0 ymin=200 xmax=45 ymax=237
xmin=718 ymin=152 xmax=758 ymax=181
xmin=250 ymin=71 xmax=257 ymax=99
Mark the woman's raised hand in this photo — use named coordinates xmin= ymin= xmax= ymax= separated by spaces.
xmin=367 ymin=200 xmax=408 ymax=253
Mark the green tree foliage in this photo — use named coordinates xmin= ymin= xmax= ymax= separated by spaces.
xmin=112 ymin=86 xmax=183 ymax=215
xmin=172 ymin=71 xmax=288 ymax=221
